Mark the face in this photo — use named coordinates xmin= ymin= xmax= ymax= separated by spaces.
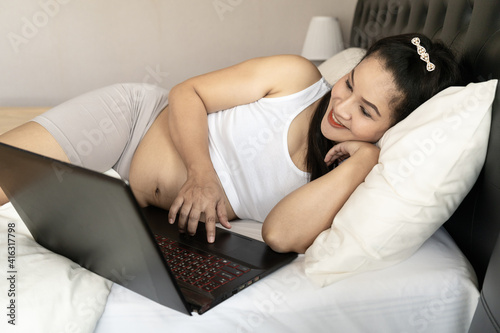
xmin=321 ymin=56 xmax=399 ymax=143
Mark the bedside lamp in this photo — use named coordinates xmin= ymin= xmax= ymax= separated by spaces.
xmin=301 ymin=16 xmax=344 ymax=65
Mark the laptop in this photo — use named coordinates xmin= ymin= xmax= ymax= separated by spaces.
xmin=0 ymin=142 xmax=297 ymax=315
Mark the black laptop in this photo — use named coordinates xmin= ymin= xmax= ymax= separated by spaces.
xmin=0 ymin=142 xmax=297 ymax=315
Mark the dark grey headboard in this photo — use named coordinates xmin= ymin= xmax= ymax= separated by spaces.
xmin=349 ymin=0 xmax=500 ymax=331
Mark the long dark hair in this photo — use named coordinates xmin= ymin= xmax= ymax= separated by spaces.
xmin=305 ymin=33 xmax=461 ymax=181
xmin=305 ymin=90 xmax=335 ymax=181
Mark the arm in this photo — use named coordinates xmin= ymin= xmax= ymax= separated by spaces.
xmin=262 ymin=141 xmax=380 ymax=253
xmin=166 ymin=55 xmax=321 ymax=243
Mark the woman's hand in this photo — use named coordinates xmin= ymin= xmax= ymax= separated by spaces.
xmin=168 ymin=168 xmax=231 ymax=243
xmin=324 ymin=141 xmax=379 ymax=167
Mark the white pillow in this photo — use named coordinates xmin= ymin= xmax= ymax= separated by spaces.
xmin=0 ymin=206 xmax=112 ymax=332
xmin=318 ymin=47 xmax=366 ymax=84
xmin=304 ymin=79 xmax=498 ymax=287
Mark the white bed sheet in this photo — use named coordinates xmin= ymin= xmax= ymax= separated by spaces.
xmin=95 ymin=221 xmax=480 ymax=333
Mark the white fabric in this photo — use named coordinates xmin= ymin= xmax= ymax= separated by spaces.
xmin=208 ymin=78 xmax=331 ymax=222
xmin=305 ymin=80 xmax=498 ymax=286
xmin=95 ymin=220 xmax=479 ymax=333
xmin=0 ymin=202 xmax=112 ymax=333
xmin=0 ymin=199 xmax=480 ymax=333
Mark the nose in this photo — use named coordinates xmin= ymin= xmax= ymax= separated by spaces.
xmin=335 ymin=96 xmax=353 ymax=121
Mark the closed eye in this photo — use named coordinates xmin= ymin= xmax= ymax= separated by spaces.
xmin=346 ymin=78 xmax=372 ymax=118
xmin=360 ymin=106 xmax=372 ymax=118
xmin=345 ymin=78 xmax=353 ymax=91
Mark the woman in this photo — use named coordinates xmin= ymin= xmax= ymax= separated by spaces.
xmin=0 ymin=33 xmax=461 ymax=253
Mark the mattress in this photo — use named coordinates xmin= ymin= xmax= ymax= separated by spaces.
xmin=95 ymin=220 xmax=479 ymax=333
xmin=0 ymin=170 xmax=480 ymax=333
xmin=0 ymin=190 xmax=480 ymax=333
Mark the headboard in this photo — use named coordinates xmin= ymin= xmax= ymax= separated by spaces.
xmin=349 ymin=0 xmax=500 ymax=331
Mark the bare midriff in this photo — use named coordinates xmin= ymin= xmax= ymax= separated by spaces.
xmin=128 ymin=106 xmax=238 ymax=221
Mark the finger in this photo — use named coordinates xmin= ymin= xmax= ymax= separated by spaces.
xmin=177 ymin=204 xmax=193 ymax=233
xmin=168 ymin=196 xmax=184 ymax=224
xmin=186 ymin=208 xmax=201 ymax=236
xmin=325 ymin=151 xmax=341 ymax=165
xmin=324 ymin=146 xmax=342 ymax=161
xmin=338 ymin=155 xmax=348 ymax=163
xmin=216 ymin=200 xmax=231 ymax=229
xmin=324 ymin=150 xmax=336 ymax=162
xmin=203 ymin=206 xmax=217 ymax=243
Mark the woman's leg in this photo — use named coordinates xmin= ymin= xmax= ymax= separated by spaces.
xmin=0 ymin=122 xmax=69 ymax=205
xmin=0 ymin=83 xmax=168 ymax=205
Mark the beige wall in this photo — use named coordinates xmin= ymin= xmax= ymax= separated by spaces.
xmin=0 ymin=0 xmax=357 ymax=106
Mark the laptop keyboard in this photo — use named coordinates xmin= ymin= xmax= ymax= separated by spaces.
xmin=155 ymin=235 xmax=251 ymax=292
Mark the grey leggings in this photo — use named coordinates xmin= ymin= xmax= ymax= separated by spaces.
xmin=33 ymin=83 xmax=169 ymax=180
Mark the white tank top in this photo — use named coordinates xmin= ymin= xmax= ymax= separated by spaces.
xmin=208 ymin=77 xmax=331 ymax=222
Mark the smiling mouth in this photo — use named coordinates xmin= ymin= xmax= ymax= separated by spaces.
xmin=328 ymin=109 xmax=346 ymax=129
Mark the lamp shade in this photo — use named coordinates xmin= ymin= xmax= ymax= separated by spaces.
xmin=301 ymin=16 xmax=344 ymax=61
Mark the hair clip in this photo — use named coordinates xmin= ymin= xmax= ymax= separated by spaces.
xmin=411 ymin=37 xmax=436 ymax=72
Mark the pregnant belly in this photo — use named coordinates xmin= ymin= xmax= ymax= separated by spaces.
xmin=128 ymin=107 xmax=237 ymax=221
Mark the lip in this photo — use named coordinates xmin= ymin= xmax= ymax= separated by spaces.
xmin=327 ymin=109 xmax=346 ymax=129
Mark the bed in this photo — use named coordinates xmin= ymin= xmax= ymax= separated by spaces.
xmin=1 ymin=0 xmax=500 ymax=332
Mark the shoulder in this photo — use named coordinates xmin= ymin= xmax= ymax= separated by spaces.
xmin=257 ymin=55 xmax=323 ymax=98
